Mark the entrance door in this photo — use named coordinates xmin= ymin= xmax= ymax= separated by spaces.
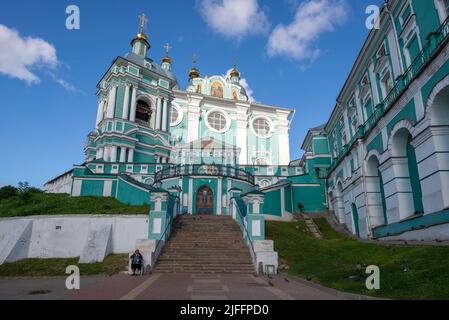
xmin=196 ymin=186 xmax=214 ymax=215
xmin=351 ymin=203 xmax=360 ymax=237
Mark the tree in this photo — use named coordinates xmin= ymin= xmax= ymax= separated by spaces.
xmin=0 ymin=185 xmax=18 ymax=201
xmin=18 ymin=181 xmax=30 ymax=193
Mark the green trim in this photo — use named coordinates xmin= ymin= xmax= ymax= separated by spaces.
xmin=373 ymin=208 xmax=449 ymax=238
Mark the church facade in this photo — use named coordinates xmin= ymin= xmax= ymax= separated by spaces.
xmin=70 ymin=16 xmax=326 ymax=219
xmin=64 ymin=0 xmax=449 ymax=241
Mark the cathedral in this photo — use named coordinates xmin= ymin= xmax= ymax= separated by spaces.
xmin=47 ymin=0 xmax=449 ymax=242
xmin=67 ymin=15 xmax=326 ymax=218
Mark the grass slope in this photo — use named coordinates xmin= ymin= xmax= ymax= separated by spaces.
xmin=0 ymin=254 xmax=129 ymax=277
xmin=266 ymin=218 xmax=449 ymax=299
xmin=0 ymin=193 xmax=148 ymax=217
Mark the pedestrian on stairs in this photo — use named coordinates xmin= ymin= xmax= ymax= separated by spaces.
xmin=130 ymin=250 xmax=143 ymax=276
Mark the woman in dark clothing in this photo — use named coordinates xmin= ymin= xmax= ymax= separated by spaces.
xmin=130 ymin=249 xmax=143 ymax=276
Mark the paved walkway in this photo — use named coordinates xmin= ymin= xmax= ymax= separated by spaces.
xmin=0 ymin=273 xmax=358 ymax=300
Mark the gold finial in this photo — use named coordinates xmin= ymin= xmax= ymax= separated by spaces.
xmin=230 ymin=58 xmax=240 ymax=79
xmin=189 ymin=53 xmax=200 ymax=80
xmin=162 ymin=43 xmax=173 ymax=64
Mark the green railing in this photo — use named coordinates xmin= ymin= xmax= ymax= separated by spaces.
xmin=329 ymin=16 xmax=449 ymax=174
xmin=154 ymin=164 xmax=255 ymax=184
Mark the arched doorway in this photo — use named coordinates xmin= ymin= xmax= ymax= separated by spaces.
xmin=366 ymin=154 xmax=388 ymax=227
xmin=391 ymin=127 xmax=424 ymax=218
xmin=351 ymin=203 xmax=360 ymax=237
xmin=335 ymin=182 xmax=345 ymax=224
xmin=196 ymin=186 xmax=214 ymax=215
xmin=423 ymin=80 xmax=449 ymax=212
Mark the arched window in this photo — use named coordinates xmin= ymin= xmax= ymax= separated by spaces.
xmin=211 ymin=81 xmax=223 ymax=98
xmin=259 ymin=180 xmax=271 ymax=188
xmin=135 ymin=100 xmax=152 ymax=127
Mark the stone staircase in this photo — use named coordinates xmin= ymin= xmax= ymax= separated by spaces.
xmin=154 ymin=215 xmax=255 ymax=274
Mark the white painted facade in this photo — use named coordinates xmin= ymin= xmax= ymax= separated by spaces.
xmin=43 ymin=170 xmax=73 ymax=194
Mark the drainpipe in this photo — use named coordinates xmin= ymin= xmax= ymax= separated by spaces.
xmin=384 ymin=0 xmax=406 ymax=75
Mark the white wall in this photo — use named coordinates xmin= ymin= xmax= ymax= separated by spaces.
xmin=0 ymin=215 xmax=149 ymax=263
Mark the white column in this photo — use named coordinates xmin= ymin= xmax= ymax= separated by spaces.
xmin=122 ymin=84 xmax=131 ymax=120
xmin=380 ymin=158 xmax=414 ymax=223
xmin=162 ymin=99 xmax=168 ymax=131
xmin=188 ymin=178 xmax=193 ymax=214
xmin=156 ymin=97 xmax=162 ymax=130
xmin=106 ymin=86 xmax=117 ymax=119
xmin=129 ymin=86 xmax=137 ymax=122
xmin=103 ymin=146 xmax=110 ymax=162
xmin=119 ymin=147 xmax=127 ymax=163
xmin=110 ymin=146 xmax=118 ymax=163
xmin=236 ymin=104 xmax=249 ymax=164
xmin=217 ymin=178 xmax=222 ymax=215
xmin=277 ymin=110 xmax=291 ymax=165
xmin=96 ymin=100 xmax=105 ymax=127
xmin=187 ymin=106 xmax=201 ymax=143
xmin=151 ymin=106 xmax=157 ymax=129
xmin=127 ymin=149 xmax=134 ymax=163
xmin=96 ymin=147 xmax=104 ymax=160
xmin=414 ymin=127 xmax=449 ymax=214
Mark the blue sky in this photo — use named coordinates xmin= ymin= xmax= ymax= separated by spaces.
xmin=0 ymin=0 xmax=382 ymax=188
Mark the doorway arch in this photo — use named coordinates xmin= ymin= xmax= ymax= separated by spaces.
xmin=196 ymin=185 xmax=214 ymax=215
xmin=351 ymin=203 xmax=360 ymax=237
xmin=365 ymin=153 xmax=388 ymax=227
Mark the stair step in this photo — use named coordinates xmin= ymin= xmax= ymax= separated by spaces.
xmin=155 ymin=215 xmax=254 ymax=274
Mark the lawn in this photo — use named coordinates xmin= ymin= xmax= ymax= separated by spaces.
xmin=0 ymin=254 xmax=129 ymax=277
xmin=266 ymin=218 xmax=449 ymax=299
xmin=0 ymin=193 xmax=148 ymax=217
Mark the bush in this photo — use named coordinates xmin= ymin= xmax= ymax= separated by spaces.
xmin=0 ymin=186 xmax=18 ymax=201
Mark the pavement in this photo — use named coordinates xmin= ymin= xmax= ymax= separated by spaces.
xmin=0 ymin=273 xmax=367 ymax=300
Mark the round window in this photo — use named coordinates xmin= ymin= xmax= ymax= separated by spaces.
xmin=170 ymin=103 xmax=183 ymax=126
xmin=252 ymin=117 xmax=272 ymax=138
xmin=207 ymin=111 xmax=228 ymax=132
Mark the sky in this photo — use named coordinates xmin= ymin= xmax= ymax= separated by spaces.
xmin=0 ymin=0 xmax=383 ymax=188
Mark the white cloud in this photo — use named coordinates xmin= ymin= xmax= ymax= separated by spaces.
xmin=49 ymin=72 xmax=83 ymax=94
xmin=0 ymin=24 xmax=58 ymax=84
xmin=225 ymin=68 xmax=255 ymax=102
xmin=199 ymin=0 xmax=270 ymax=40
xmin=267 ymin=0 xmax=348 ymax=61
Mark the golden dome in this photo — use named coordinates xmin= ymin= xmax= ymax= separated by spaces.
xmin=189 ymin=67 xmax=200 ymax=79
xmin=230 ymin=66 xmax=240 ymax=78
xmin=162 ymin=56 xmax=172 ymax=64
xmin=131 ymin=32 xmax=150 ymax=47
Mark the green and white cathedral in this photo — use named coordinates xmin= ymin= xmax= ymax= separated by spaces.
xmin=46 ymin=1 xmax=449 ymax=242
xmin=65 ymin=16 xmax=327 ymax=218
